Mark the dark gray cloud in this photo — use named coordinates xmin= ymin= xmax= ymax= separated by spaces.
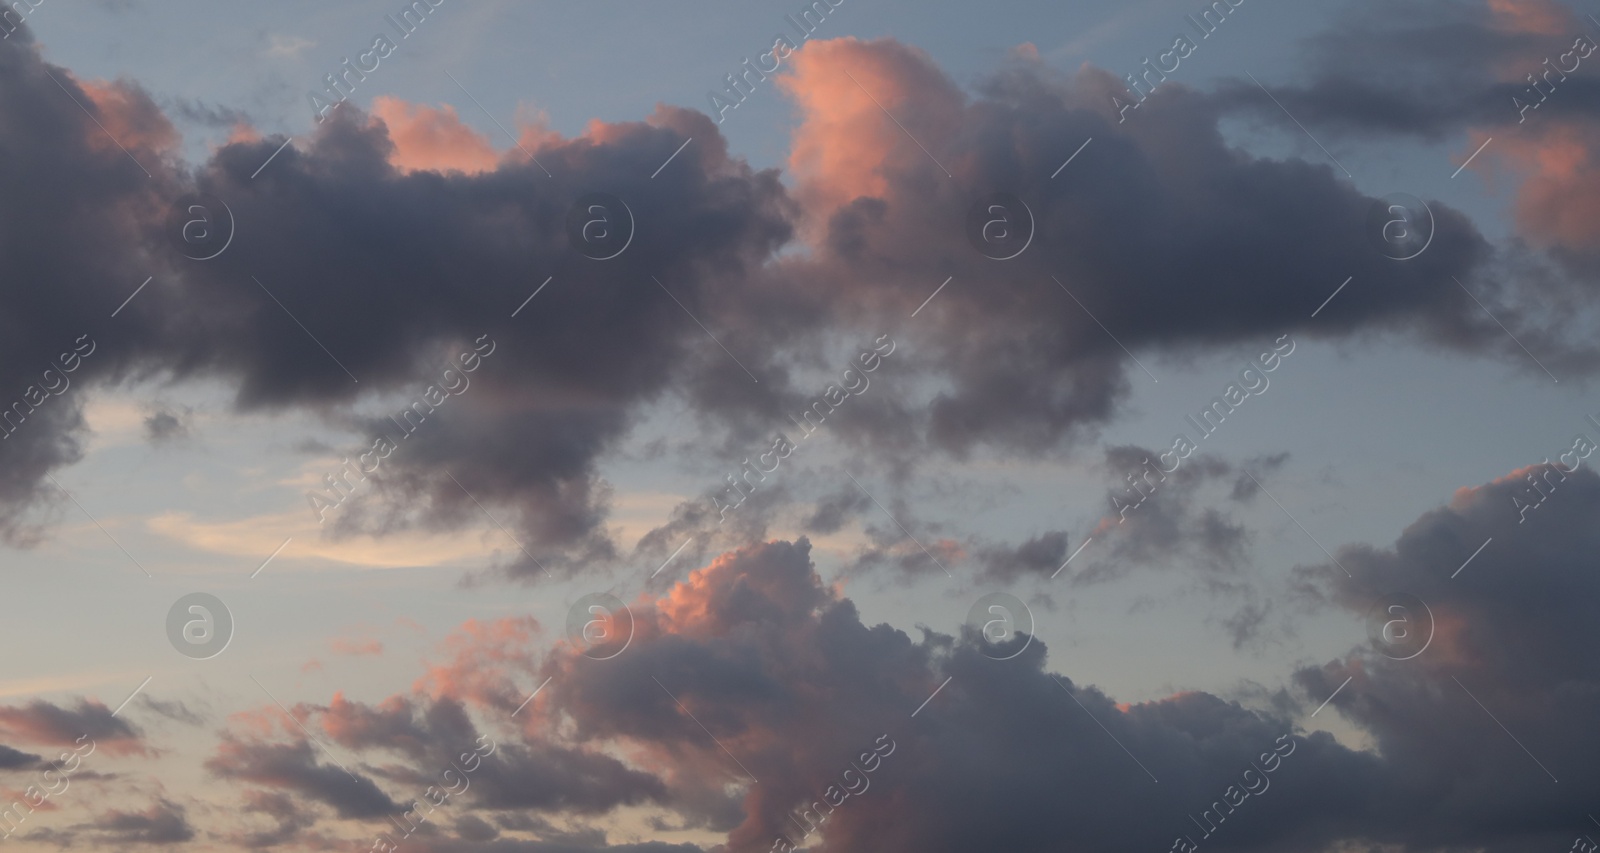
xmin=141 ymin=403 xmax=191 ymax=443
xmin=1289 ymin=462 xmax=1600 ymax=850
xmin=1210 ymin=0 xmax=1600 ymax=139
xmin=1066 ymin=446 xmax=1284 ymax=585
xmin=228 ymin=790 xmax=316 ymax=850
xmin=57 ymin=470 xmax=1600 ymax=851
xmin=0 ymin=25 xmax=793 ymax=570
xmin=0 ymin=697 xmax=144 ymax=752
xmin=0 ymin=743 xmax=41 ymax=769
xmin=81 ymin=797 xmax=196 ymax=845
xmin=0 ymin=13 xmax=1592 ymax=581
xmin=801 ymin=483 xmax=871 ymax=535
xmin=515 ymin=538 xmax=1398 ymax=853
xmin=205 ymin=737 xmax=399 ymax=820
xmin=975 ymin=529 xmax=1069 ymax=582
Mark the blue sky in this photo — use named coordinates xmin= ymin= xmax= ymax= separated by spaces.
xmin=2 ymin=1 xmax=1598 ymax=851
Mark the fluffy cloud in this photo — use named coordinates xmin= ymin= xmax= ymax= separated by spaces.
xmin=2 ymin=12 xmax=1591 ymax=571
xmin=1291 ymin=463 xmax=1600 ymax=850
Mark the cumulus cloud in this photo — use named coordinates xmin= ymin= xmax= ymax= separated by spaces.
xmin=3 ymin=6 xmax=1598 ymax=582
xmin=4 ymin=10 xmax=1600 ymax=849
xmin=1289 ymin=462 xmax=1600 ymax=849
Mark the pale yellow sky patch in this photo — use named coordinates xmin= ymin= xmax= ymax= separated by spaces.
xmin=147 ymin=509 xmax=507 ymax=571
xmin=607 ymin=489 xmax=692 ymax=548
xmin=80 ymin=396 xmax=145 ymax=453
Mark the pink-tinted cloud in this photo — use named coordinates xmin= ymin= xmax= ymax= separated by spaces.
xmin=0 ymin=699 xmax=145 ymax=757
xmin=330 ymin=637 xmax=384 ymax=657
xmin=369 ymin=96 xmax=499 ymax=175
xmin=776 ymin=37 xmax=962 ymax=237
xmin=78 ymin=78 xmax=180 ymax=157
xmin=1495 ymin=125 xmax=1600 ymax=250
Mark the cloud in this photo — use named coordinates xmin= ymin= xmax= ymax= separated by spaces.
xmin=135 ymin=696 xmax=207 ymax=727
xmin=0 ymin=698 xmax=145 ymax=756
xmin=79 ymin=797 xmax=196 ymax=845
xmin=974 ymin=529 xmax=1069 ymax=582
xmin=206 ymin=733 xmax=399 ymax=820
xmin=1285 ymin=462 xmax=1600 ymax=850
xmin=0 ymin=28 xmax=793 ymax=568
xmin=759 ymin=34 xmax=1532 ymax=474
xmin=369 ymin=97 xmax=500 ymax=175
xmin=141 ymin=402 xmax=192 ymax=443
xmin=0 ymin=744 xmax=41 ymax=770
xmin=1206 ymin=0 xmax=1600 ymax=269
xmin=19 ymin=469 xmax=1591 ymax=852
xmin=1068 ymin=446 xmax=1286 ymax=585
xmin=0 ymin=18 xmax=1593 ymax=575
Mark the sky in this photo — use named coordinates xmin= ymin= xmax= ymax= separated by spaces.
xmin=1 ymin=0 xmax=1599 ymax=850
